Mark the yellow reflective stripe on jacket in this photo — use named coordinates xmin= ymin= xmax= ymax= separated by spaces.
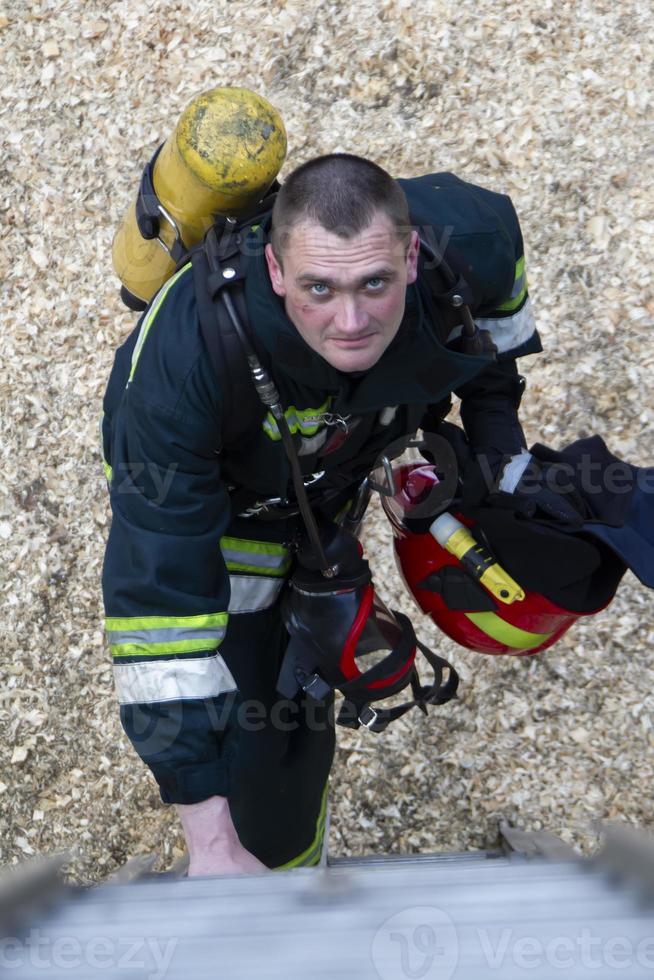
xmin=106 ymin=612 xmax=228 ymax=631
xmin=496 ymin=255 xmax=527 ymax=313
xmin=221 ymin=536 xmax=291 ymax=577
xmin=99 ymin=415 xmax=112 ymax=484
xmin=106 ymin=612 xmax=228 ymax=659
xmin=262 ymin=398 xmax=331 ymax=442
xmin=111 ymin=638 xmax=222 ymax=658
xmin=465 ymin=611 xmax=553 ymax=650
xmin=274 ymin=782 xmax=329 ymax=871
xmin=128 ymin=264 xmax=192 ymax=383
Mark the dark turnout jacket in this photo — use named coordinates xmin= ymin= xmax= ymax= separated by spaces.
xmin=102 ymin=172 xmax=541 ymax=803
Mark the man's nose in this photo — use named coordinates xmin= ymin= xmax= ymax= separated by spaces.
xmin=333 ymin=294 xmax=370 ymax=334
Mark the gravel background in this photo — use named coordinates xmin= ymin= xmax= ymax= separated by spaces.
xmin=1 ymin=0 xmax=652 ymax=883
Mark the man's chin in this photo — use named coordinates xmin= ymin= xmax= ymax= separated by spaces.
xmin=327 ymin=351 xmax=381 ymax=373
xmin=324 ymin=339 xmax=384 ymax=373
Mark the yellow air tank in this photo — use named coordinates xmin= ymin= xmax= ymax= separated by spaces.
xmin=112 ymin=86 xmax=287 ymax=308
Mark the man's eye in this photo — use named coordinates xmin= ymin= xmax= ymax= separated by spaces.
xmin=366 ymin=278 xmax=387 ymax=290
xmin=310 ymin=283 xmax=330 ymax=296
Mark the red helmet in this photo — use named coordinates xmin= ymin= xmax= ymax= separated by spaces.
xmin=381 ymin=462 xmax=609 ymax=656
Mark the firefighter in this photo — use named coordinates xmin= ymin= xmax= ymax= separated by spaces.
xmin=103 ymin=147 xmax=556 ymax=875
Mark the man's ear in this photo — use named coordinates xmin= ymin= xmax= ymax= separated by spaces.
xmin=265 ymin=243 xmax=286 ymax=297
xmin=406 ymin=230 xmax=420 ymax=285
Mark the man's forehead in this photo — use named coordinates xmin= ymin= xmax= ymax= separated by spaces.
xmin=284 ymin=215 xmax=406 ymax=263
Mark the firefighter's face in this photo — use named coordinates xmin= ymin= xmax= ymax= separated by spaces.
xmin=265 ymin=213 xmax=419 ymax=373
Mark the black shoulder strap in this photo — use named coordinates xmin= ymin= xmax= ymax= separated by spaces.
xmin=191 ymin=229 xmax=265 ymax=451
xmin=418 ymin=237 xmax=497 ymax=359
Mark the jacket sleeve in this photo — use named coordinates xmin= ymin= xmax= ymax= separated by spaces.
xmin=455 ymin=358 xmax=527 ymax=476
xmin=454 ymin=200 xmax=540 ymax=472
xmin=471 ymin=205 xmax=542 ymax=362
xmin=102 ymin=265 xmax=239 ymax=805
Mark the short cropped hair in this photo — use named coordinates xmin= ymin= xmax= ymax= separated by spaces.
xmin=270 ymin=153 xmax=411 ymax=263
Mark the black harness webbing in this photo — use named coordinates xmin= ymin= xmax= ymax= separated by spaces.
xmin=191 ymin=229 xmax=266 ymax=453
xmin=337 ymin=633 xmax=460 ymax=733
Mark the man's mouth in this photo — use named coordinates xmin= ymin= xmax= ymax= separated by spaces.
xmin=329 ymin=333 xmax=376 ymax=348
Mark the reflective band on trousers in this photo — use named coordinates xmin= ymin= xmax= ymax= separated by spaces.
xmin=274 ymin=782 xmax=329 ymax=871
xmin=221 ymin=536 xmax=291 ymax=577
xmin=113 ymin=652 xmax=237 ymax=705
xmin=465 ymin=611 xmax=553 ymax=650
xmin=106 ymin=612 xmax=228 ymax=658
xmin=228 ymin=575 xmax=285 ymax=614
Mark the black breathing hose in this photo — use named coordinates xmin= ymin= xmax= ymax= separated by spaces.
xmin=220 ymin=291 xmax=335 ymax=577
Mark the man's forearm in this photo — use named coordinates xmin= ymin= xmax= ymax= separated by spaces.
xmin=177 ymin=795 xmax=267 ymax=876
xmin=177 ymin=795 xmax=238 ymax=852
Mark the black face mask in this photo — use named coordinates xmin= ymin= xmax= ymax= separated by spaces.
xmin=277 ymin=524 xmax=459 ymax=732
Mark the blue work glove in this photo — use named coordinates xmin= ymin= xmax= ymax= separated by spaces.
xmin=489 ymin=450 xmax=589 ymax=526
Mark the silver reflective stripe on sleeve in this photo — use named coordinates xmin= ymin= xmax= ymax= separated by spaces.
xmin=446 ymin=297 xmax=536 ymax=355
xmin=113 ymin=653 xmax=237 ymax=706
xmin=228 ymin=575 xmax=285 ymax=614
xmin=107 ymin=625 xmax=226 ymax=647
xmin=508 ymin=267 xmax=526 ymax=303
xmin=474 ymin=297 xmax=536 ymax=354
xmin=220 ymin=536 xmax=292 ymax=577
xmin=498 ymin=450 xmax=533 ymax=493
xmin=297 ymin=429 xmax=330 ymax=456
xmin=221 ymin=547 xmax=287 ymax=572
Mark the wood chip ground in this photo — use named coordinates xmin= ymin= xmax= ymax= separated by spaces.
xmin=0 ymin=0 xmax=652 ymax=882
